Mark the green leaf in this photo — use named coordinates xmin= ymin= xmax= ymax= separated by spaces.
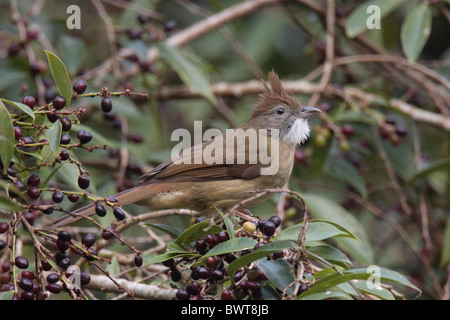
xmin=145 ymin=223 xmax=182 ymax=238
xmin=158 ymin=43 xmax=217 ymax=105
xmin=300 ymin=192 xmax=374 ymax=264
xmin=275 ymin=219 xmax=357 ymax=243
xmin=216 ymin=208 xmax=235 ymax=239
xmin=44 ymin=50 xmax=72 ymax=107
xmin=346 ymin=0 xmax=405 ymax=38
xmin=407 ymin=158 xmax=450 ymax=185
xmin=324 ymin=157 xmax=367 ymax=198
xmin=196 ymin=237 xmax=258 ymax=266
xmin=0 ymin=99 xmax=35 ymax=122
xmin=227 ymin=240 xmax=296 ymax=279
xmin=56 ymin=36 xmax=87 ymax=75
xmin=0 ymin=290 xmax=14 ymax=300
xmin=47 ymin=120 xmax=62 ymax=154
xmin=0 ymin=100 xmax=14 ymax=172
xmin=306 ymin=245 xmax=352 ymax=268
xmin=401 ymin=3 xmax=432 ymax=63
xmin=174 ymin=220 xmax=223 ymax=246
xmin=40 ymin=163 xmax=64 ymax=189
xmin=0 ymin=196 xmax=21 ymax=212
xmin=440 ymin=217 xmax=450 ymax=268
xmin=254 ymin=259 xmax=295 ymax=295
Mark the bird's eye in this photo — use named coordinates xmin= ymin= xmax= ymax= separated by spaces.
xmin=276 ymin=107 xmax=285 ymax=115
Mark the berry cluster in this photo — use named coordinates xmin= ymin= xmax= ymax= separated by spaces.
xmin=170 ymin=215 xmax=299 ymax=300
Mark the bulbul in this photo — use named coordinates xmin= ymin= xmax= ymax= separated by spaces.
xmin=52 ymin=71 xmax=320 ymax=227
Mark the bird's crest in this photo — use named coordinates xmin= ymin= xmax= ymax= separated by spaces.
xmin=253 ymin=70 xmax=301 ymax=115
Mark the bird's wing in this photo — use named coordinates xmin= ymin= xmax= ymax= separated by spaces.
xmin=139 ymin=131 xmax=269 ymax=184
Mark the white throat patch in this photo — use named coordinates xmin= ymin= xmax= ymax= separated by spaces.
xmin=285 ymin=118 xmax=310 ymax=146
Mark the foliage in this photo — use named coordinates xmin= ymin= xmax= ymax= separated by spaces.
xmin=0 ymin=0 xmax=448 ymax=300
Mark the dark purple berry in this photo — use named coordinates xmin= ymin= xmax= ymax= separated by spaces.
xmin=81 ymin=233 xmax=95 ymax=248
xmin=77 ymin=130 xmax=92 ymax=144
xmin=47 ymin=109 xmax=60 ymax=123
xmin=80 ymin=273 xmax=91 ymax=286
xmin=257 ymin=219 xmax=267 ymax=231
xmin=176 ymin=289 xmax=190 ymax=300
xmin=217 ymin=231 xmax=229 ymax=243
xmin=170 ymin=268 xmax=182 ymax=282
xmin=268 ymin=215 xmax=281 ymax=228
xmin=46 ymin=283 xmax=61 ymax=294
xmin=67 ymin=194 xmax=79 ymax=202
xmin=27 ymin=173 xmax=40 ymax=187
xmin=52 ymin=96 xmax=66 ymax=110
xmin=58 ymin=230 xmax=72 ymax=242
xmin=26 ymin=28 xmax=39 ymax=40
xmin=60 ymin=117 xmax=72 ymax=132
xmin=95 ymin=204 xmax=106 ymax=217
xmin=221 ymin=289 xmax=232 ymax=300
xmin=46 ymin=273 xmax=59 ymax=284
xmin=21 ymin=96 xmax=36 ymax=109
xmin=59 ymin=149 xmax=70 ymax=161
xmin=73 ymin=80 xmax=87 ymax=94
xmin=205 ymin=234 xmax=218 ymax=247
xmin=60 ymin=134 xmax=71 ymax=145
xmin=58 ymin=257 xmax=71 ymax=269
xmin=162 ymin=259 xmax=175 ymax=268
xmin=8 ymin=43 xmax=21 ymax=56
xmin=262 ymin=221 xmax=276 ymax=237
xmin=19 ymin=277 xmax=34 ymax=291
xmin=134 ymin=255 xmax=143 ymax=267
xmin=163 ymin=19 xmax=177 ymax=31
xmin=0 ymin=222 xmax=9 ymax=234
xmin=21 ymin=270 xmax=35 ymax=280
xmin=206 ymin=256 xmax=218 ymax=268
xmin=101 ymin=227 xmax=115 ymax=240
xmin=56 ymin=239 xmax=69 ymax=251
xmin=52 ymin=190 xmax=64 ymax=203
xmin=186 ymin=281 xmax=201 ymax=295
xmin=210 ymin=269 xmax=224 ymax=281
xmin=15 ymin=256 xmax=29 ymax=269
xmin=101 ymin=97 xmax=112 ymax=113
xmin=196 ymin=267 xmax=209 ymax=280
xmin=77 ymin=175 xmax=90 ymax=189
xmin=113 ymin=207 xmax=125 ymax=220
xmin=27 ymin=186 xmax=40 ymax=199
xmin=13 ymin=126 xmax=22 ymax=140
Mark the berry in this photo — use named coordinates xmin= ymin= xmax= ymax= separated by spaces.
xmin=101 ymin=227 xmax=115 ymax=240
xmin=81 ymin=233 xmax=95 ymax=247
xmin=134 ymin=255 xmax=143 ymax=267
xmin=243 ymin=221 xmax=257 ymax=233
xmin=341 ymin=124 xmax=354 ymax=137
xmin=67 ymin=194 xmax=79 ymax=202
xmin=73 ymin=80 xmax=87 ymax=94
xmin=22 ymin=136 xmax=35 ymax=145
xmin=268 ymin=215 xmax=281 ymax=228
xmin=170 ymin=269 xmax=182 ymax=282
xmin=137 ymin=13 xmax=149 ymax=24
xmin=46 ymin=273 xmax=59 ymax=284
xmin=27 ymin=173 xmax=40 ymax=187
xmin=21 ymin=96 xmax=36 ymax=109
xmin=216 ymin=231 xmax=229 ymax=243
xmin=46 ymin=283 xmax=61 ymax=294
xmin=60 ymin=117 xmax=72 ymax=132
xmin=49 ymin=111 xmax=62 ymax=126
xmin=0 ymin=222 xmax=9 ymax=234
xmin=257 ymin=219 xmax=267 ymax=231
xmin=8 ymin=43 xmax=21 ymax=56
xmin=15 ymin=256 xmax=29 ymax=269
xmin=58 ymin=230 xmax=72 ymax=242
xmin=395 ymin=125 xmax=408 ymax=137
xmin=205 ymin=234 xmax=218 ymax=247
xmin=248 ymin=281 xmax=261 ymax=292
xmin=26 ymin=28 xmax=39 ymax=40
xmin=56 ymin=239 xmax=69 ymax=251
xmin=52 ymin=96 xmax=66 ymax=110
xmin=210 ymin=269 xmax=224 ymax=281
xmin=60 ymin=134 xmax=71 ymax=145
xmin=59 ymin=149 xmax=70 ymax=161
xmin=20 ymin=291 xmax=34 ymax=300
xmin=41 ymin=260 xmax=52 ymax=271
xmin=80 ymin=273 xmax=91 ymax=286
xmin=262 ymin=221 xmax=276 ymax=237
xmin=186 ymin=281 xmax=201 ymax=295
xmin=113 ymin=207 xmax=126 ymax=220
xmin=298 ymin=283 xmax=308 ymax=294
xmin=77 ymin=175 xmax=90 ymax=189
xmin=95 ymin=204 xmax=107 ymax=217
xmin=52 ymin=190 xmax=64 ymax=203
xmin=163 ymin=19 xmax=177 ymax=31
xmin=19 ymin=278 xmax=34 ymax=291
xmin=58 ymin=257 xmax=71 ymax=269
xmin=21 ymin=270 xmax=35 ymax=280
xmin=27 ymin=186 xmax=40 ymax=199
xmin=162 ymin=259 xmax=175 ymax=268
xmin=176 ymin=289 xmax=190 ymax=300
xmin=221 ymin=289 xmax=232 ymax=300
xmin=206 ymin=256 xmax=219 ymax=269
xmin=196 ymin=267 xmax=210 ymax=279
xmin=77 ymin=129 xmax=93 ymax=144
xmin=195 ymin=239 xmax=207 ymax=253
xmin=13 ymin=126 xmax=22 ymax=140
xmin=101 ymin=97 xmax=112 ymax=113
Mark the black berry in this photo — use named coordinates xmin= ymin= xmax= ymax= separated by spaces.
xmin=58 ymin=230 xmax=72 ymax=242
xmin=262 ymin=221 xmax=276 ymax=237
xmin=77 ymin=130 xmax=92 ymax=144
xmin=52 ymin=96 xmax=66 ymax=110
xmin=13 ymin=126 xmax=22 ymax=140
xmin=47 ymin=109 xmax=60 ymax=123
xmin=60 ymin=134 xmax=71 ymax=145
xmin=134 ymin=255 xmax=143 ymax=267
xmin=27 ymin=173 xmax=40 ymax=187
xmin=205 ymin=234 xmax=218 ymax=247
xmin=101 ymin=97 xmax=112 ymax=113
xmin=15 ymin=256 xmax=29 ymax=269
xmin=81 ymin=233 xmax=96 ymax=247
xmin=59 ymin=149 xmax=70 ymax=161
xmin=67 ymin=194 xmax=79 ymax=202
xmin=19 ymin=277 xmax=34 ymax=291
xmin=170 ymin=269 xmax=182 ymax=282
xmin=101 ymin=227 xmax=115 ymax=240
xmin=46 ymin=283 xmax=61 ymax=294
xmin=268 ymin=215 xmax=281 ymax=228
xmin=176 ymin=289 xmax=190 ymax=300
xmin=27 ymin=186 xmax=40 ymax=199
xmin=46 ymin=273 xmax=59 ymax=284
xmin=113 ymin=207 xmax=126 ymax=220
xmin=52 ymin=190 xmax=64 ymax=203
xmin=95 ymin=204 xmax=107 ymax=217
xmin=60 ymin=117 xmax=72 ymax=132
xmin=77 ymin=175 xmax=90 ymax=189
xmin=21 ymin=96 xmax=36 ymax=109
xmin=73 ymin=80 xmax=87 ymax=94
xmin=164 ymin=19 xmax=177 ymax=31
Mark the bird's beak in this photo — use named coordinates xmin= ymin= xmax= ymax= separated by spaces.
xmin=299 ymin=106 xmax=321 ymax=118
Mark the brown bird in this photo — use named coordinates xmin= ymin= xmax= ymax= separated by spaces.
xmin=52 ymin=71 xmax=321 ymax=227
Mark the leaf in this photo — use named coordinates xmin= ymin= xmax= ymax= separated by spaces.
xmin=56 ymin=36 xmax=87 ymax=75
xmin=174 ymin=220 xmax=223 ymax=246
xmin=275 ymin=219 xmax=357 ymax=243
xmin=407 ymin=158 xmax=450 ymax=185
xmin=196 ymin=237 xmax=258 ymax=266
xmin=216 ymin=208 xmax=235 ymax=239
xmin=158 ymin=43 xmax=217 ymax=105
xmin=227 ymin=240 xmax=296 ymax=278
xmin=0 ymin=99 xmax=35 ymax=122
xmin=401 ymin=3 xmax=432 ymax=63
xmin=47 ymin=120 xmax=62 ymax=154
xmin=346 ymin=0 xmax=405 ymax=38
xmin=300 ymin=192 xmax=374 ymax=264
xmin=440 ymin=217 xmax=450 ymax=268
xmin=0 ymin=196 xmax=21 ymax=212
xmin=145 ymin=223 xmax=182 ymax=238
xmin=44 ymin=50 xmax=72 ymax=107
xmin=324 ymin=157 xmax=367 ymax=198
xmin=254 ymin=259 xmax=295 ymax=295
xmin=40 ymin=163 xmax=64 ymax=188
xmin=0 ymin=100 xmax=14 ymax=172
xmin=306 ymin=245 xmax=352 ymax=268
xmin=0 ymin=290 xmax=14 ymax=300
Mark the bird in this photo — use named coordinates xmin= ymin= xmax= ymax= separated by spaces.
xmin=52 ymin=71 xmax=321 ymax=228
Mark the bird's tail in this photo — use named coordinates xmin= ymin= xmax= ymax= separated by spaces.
xmin=50 ymin=183 xmax=163 ymax=228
